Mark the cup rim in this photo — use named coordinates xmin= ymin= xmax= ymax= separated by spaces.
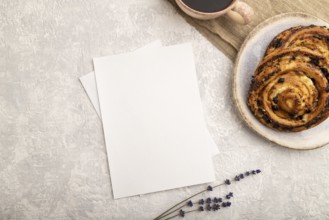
xmin=176 ymin=0 xmax=237 ymax=16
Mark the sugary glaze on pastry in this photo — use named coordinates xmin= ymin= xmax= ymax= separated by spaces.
xmin=248 ymin=47 xmax=329 ymax=132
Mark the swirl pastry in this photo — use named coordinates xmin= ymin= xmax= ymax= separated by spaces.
xmin=248 ymin=47 xmax=329 ymax=132
xmin=265 ymin=25 xmax=329 ymax=57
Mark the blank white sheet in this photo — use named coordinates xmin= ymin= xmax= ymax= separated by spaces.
xmin=94 ymin=43 xmax=216 ymax=199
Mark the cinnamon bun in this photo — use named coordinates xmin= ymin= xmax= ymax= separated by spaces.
xmin=248 ymin=47 xmax=329 ymax=132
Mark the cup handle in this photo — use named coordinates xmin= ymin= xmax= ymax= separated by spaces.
xmin=226 ymin=1 xmax=254 ymax=25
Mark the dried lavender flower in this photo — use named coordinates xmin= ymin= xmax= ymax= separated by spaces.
xmin=224 ymin=179 xmax=231 ymax=185
xmin=212 ymin=204 xmax=220 ymax=211
xmin=198 ymin=199 xmax=204 ymax=205
xmin=225 ymin=192 xmax=233 ymax=200
xmin=187 ymin=200 xmax=193 ymax=207
xmin=234 ymin=176 xmax=240 ymax=181
xmin=206 ymin=204 xmax=212 ymax=211
xmin=221 ymin=202 xmax=231 ymax=208
xmin=207 ymin=185 xmax=213 ymax=191
xmin=206 ymin=197 xmax=212 ymax=204
xmin=199 ymin=206 xmax=204 ymax=212
xmin=179 ymin=209 xmax=185 ymax=217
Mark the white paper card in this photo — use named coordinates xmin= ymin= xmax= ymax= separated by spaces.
xmin=94 ymin=43 xmax=216 ymax=198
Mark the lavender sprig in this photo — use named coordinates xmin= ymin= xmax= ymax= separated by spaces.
xmin=154 ymin=169 xmax=261 ymax=220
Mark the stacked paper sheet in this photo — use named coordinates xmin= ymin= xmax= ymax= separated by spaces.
xmin=80 ymin=41 xmax=218 ymax=199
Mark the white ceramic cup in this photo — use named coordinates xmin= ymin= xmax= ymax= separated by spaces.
xmin=175 ymin=0 xmax=254 ymax=25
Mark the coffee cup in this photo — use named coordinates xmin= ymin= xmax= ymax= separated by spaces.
xmin=175 ymin=0 xmax=254 ymax=25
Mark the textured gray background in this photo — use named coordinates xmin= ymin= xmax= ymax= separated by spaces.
xmin=1 ymin=0 xmax=329 ymax=219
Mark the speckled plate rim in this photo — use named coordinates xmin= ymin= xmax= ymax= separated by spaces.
xmin=233 ymin=12 xmax=329 ymax=150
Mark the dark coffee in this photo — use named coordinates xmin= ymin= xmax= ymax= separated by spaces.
xmin=182 ymin=0 xmax=233 ymax=13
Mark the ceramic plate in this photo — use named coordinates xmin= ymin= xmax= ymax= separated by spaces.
xmin=233 ymin=12 xmax=329 ymax=150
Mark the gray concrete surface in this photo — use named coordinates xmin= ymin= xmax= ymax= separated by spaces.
xmin=1 ymin=0 xmax=329 ymax=219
